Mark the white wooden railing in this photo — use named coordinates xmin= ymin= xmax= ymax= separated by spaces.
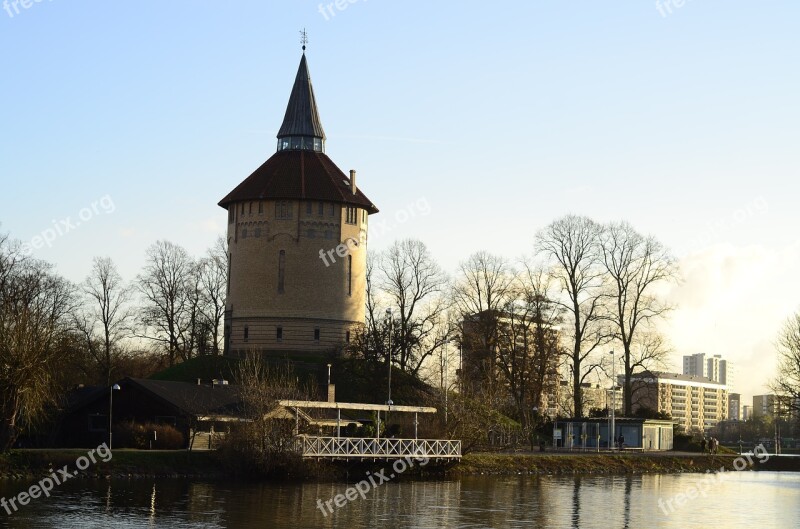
xmin=296 ymin=436 xmax=462 ymax=459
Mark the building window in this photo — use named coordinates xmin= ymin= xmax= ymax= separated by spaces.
xmin=228 ymin=208 xmax=234 ymax=224
xmin=249 ymin=202 xmax=253 ymax=214
xmin=241 ymin=203 xmax=245 ymax=214
xmin=276 ymin=326 xmax=283 ymax=342
xmin=227 ymin=254 xmax=231 ymax=295
xmin=278 ymin=250 xmax=286 ymax=294
xmin=324 ymin=230 xmax=332 ymax=240
xmin=241 ymin=227 xmax=248 ymax=239
xmin=306 ymin=202 xmax=312 ymax=215
xmin=318 ymin=202 xmax=324 ymax=215
xmin=258 ymin=201 xmax=264 ymax=214
xmin=346 ymin=207 xmax=358 ymax=225
xmin=329 ymin=203 xmax=335 ymax=216
xmin=314 ymin=328 xmax=320 ymax=342
xmin=244 ymin=326 xmax=249 ymax=341
xmin=307 ymin=229 xmax=316 ymax=239
xmin=362 ymin=210 xmax=367 ymax=223
xmin=347 ymin=255 xmax=352 ymax=296
xmin=254 ymin=227 xmax=261 ymax=238
xmin=345 ymin=330 xmax=351 ymax=344
xmin=276 ymin=201 xmax=292 ymax=219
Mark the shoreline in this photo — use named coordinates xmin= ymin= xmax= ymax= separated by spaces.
xmin=2 ymin=450 xmax=799 ymax=481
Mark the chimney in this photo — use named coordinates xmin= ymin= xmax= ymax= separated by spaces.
xmin=350 ymin=169 xmax=357 ymax=195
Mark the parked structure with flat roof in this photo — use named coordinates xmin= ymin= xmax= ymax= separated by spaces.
xmin=556 ymin=418 xmax=674 ymax=451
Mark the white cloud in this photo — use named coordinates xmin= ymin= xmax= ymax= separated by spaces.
xmin=659 ymin=241 xmax=800 ymax=401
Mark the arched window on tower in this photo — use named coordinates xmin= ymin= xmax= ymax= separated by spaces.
xmin=278 ymin=250 xmax=286 ymax=294
xmin=347 ymin=255 xmax=352 ymax=296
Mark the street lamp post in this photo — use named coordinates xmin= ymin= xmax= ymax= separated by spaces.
xmin=385 ymin=307 xmax=394 ymax=438
xmin=444 ymin=341 xmax=449 ymax=425
xmin=109 ymin=383 xmax=121 ymax=449
xmin=609 ymin=350 xmax=616 ymax=451
xmin=386 ymin=307 xmax=394 ymax=406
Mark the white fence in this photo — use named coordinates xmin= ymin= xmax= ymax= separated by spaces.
xmin=296 ymin=436 xmax=462 ymax=460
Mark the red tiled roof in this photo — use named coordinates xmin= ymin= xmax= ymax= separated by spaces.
xmin=218 ymin=150 xmax=379 ymax=213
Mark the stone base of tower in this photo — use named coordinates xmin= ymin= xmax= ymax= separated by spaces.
xmin=224 ymin=315 xmax=361 ymax=358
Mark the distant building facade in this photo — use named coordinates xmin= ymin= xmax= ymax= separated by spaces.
xmin=742 ymin=405 xmax=753 ymax=421
xmin=752 ymin=394 xmax=798 ymax=419
xmin=630 ymin=371 xmax=729 ymax=433
xmin=558 ymin=381 xmax=613 ymax=416
xmin=728 ymin=393 xmax=741 ymax=421
xmin=682 ymin=353 xmax=733 ymax=387
xmin=461 ymin=310 xmax=561 ymax=417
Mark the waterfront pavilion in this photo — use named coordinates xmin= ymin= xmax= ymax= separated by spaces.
xmin=555 ymin=418 xmax=675 ymax=451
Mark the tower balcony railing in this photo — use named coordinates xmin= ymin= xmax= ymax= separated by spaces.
xmin=295 ymin=435 xmax=462 ymax=460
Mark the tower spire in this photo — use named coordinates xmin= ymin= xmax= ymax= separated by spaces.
xmin=276 ymin=44 xmax=326 ymax=152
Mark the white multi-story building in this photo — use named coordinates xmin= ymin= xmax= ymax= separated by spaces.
xmin=630 ymin=371 xmax=729 ymax=433
xmin=683 ymin=353 xmax=733 ymax=388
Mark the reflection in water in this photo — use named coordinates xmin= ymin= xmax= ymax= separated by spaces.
xmin=572 ymin=476 xmax=581 ymax=528
xmin=148 ymin=484 xmax=156 ymax=528
xmin=0 ymin=471 xmax=797 ymax=528
xmin=623 ymin=476 xmax=633 ymax=529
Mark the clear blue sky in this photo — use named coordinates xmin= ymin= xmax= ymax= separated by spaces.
xmin=1 ymin=1 xmax=798 ymax=399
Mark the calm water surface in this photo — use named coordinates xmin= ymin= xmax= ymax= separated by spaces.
xmin=1 ymin=472 xmax=798 ymax=528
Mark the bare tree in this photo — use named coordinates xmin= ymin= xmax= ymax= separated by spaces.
xmin=599 ymin=222 xmax=677 ymax=415
xmin=196 ymin=236 xmax=228 ymax=355
xmin=136 ymin=240 xmax=194 ymax=366
xmin=75 ymin=257 xmax=134 ymax=385
xmin=354 ymin=252 xmax=387 ymax=363
xmin=452 ymin=251 xmax=515 ymax=399
xmin=490 ymin=265 xmax=564 ymax=428
xmin=772 ymin=311 xmax=800 ymax=415
xmin=226 ymin=352 xmax=311 ymax=474
xmin=518 ymin=265 xmax=564 ymax=415
xmin=0 ymin=234 xmax=76 ymax=449
xmin=377 ymin=239 xmax=451 ymax=376
xmin=535 ymin=215 xmax=609 ymax=418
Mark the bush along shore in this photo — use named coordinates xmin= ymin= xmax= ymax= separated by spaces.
xmin=2 ymin=450 xmax=799 ymax=481
xmin=450 ymin=452 xmax=800 ymax=476
xmin=0 ymin=450 xmax=227 ymax=480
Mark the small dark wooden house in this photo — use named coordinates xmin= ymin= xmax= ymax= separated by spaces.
xmin=59 ymin=377 xmax=244 ymax=449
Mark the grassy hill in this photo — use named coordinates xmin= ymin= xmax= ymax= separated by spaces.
xmin=148 ymin=354 xmax=435 ymax=407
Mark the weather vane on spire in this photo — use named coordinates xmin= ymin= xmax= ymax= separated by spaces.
xmin=300 ymin=28 xmax=308 ymax=51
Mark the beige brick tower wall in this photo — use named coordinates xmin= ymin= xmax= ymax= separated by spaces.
xmin=225 ymin=198 xmax=368 ymax=355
